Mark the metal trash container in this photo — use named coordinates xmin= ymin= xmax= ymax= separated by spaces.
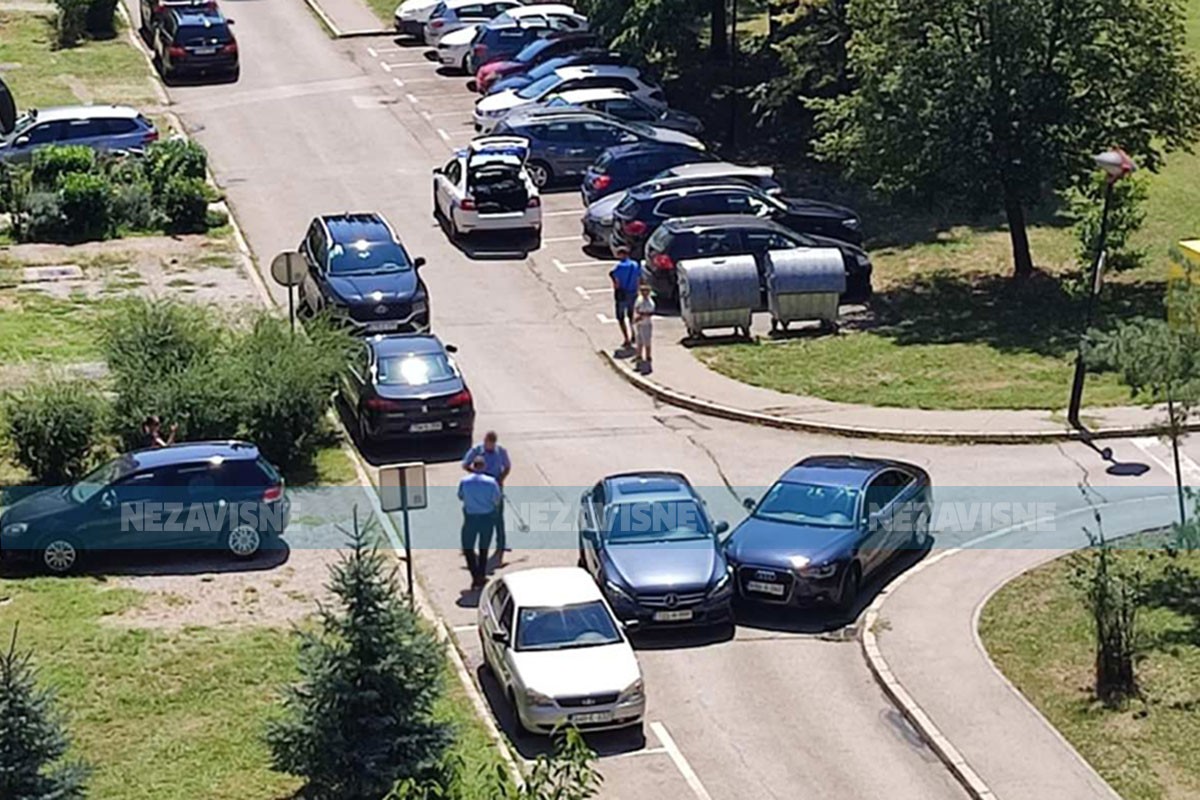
xmin=677 ymin=255 xmax=761 ymax=338
xmin=765 ymin=248 xmax=846 ymax=332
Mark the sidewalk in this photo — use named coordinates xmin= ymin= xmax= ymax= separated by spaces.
xmin=303 ymin=0 xmax=391 ymax=36
xmin=604 ymin=314 xmax=1182 ymax=443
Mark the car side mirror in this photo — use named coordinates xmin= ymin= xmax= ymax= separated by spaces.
xmin=98 ymin=489 xmax=117 ymax=511
xmin=619 ymin=133 xmax=637 ymax=144
xmin=620 ymin=619 xmax=640 ymax=633
xmin=445 ymin=343 xmax=458 ymax=353
xmin=490 ymin=629 xmax=509 ymax=646
xmin=226 ymin=18 xmax=235 ymax=24
xmin=714 ymin=520 xmax=729 ymax=535
xmin=13 ymin=135 xmax=29 ymax=147
xmin=414 ymin=256 xmax=427 ymax=269
xmin=742 ymin=497 xmax=756 ymax=511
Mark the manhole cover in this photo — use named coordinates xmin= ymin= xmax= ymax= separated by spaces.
xmin=22 ymin=265 xmax=82 ymax=282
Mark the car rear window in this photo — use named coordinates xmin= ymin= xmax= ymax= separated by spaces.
xmin=216 ymin=459 xmax=276 ymax=487
xmin=378 ymin=353 xmax=455 ymax=386
xmin=615 ymin=194 xmax=638 ymax=215
xmin=175 ymin=23 xmax=232 ymax=44
xmin=645 ymin=225 xmax=671 ymax=253
xmin=592 ymin=150 xmax=612 ymax=173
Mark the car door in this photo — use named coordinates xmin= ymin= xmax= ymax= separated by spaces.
xmin=538 ymin=120 xmax=589 ymax=177
xmin=434 ymin=156 xmax=462 ymax=217
xmin=91 ymin=467 xmax=181 ymax=554
xmin=299 ymin=222 xmax=328 ymax=314
xmin=580 ymin=119 xmax=628 ymax=168
xmin=492 ymin=591 xmax=517 ymax=690
xmin=480 ymin=580 xmax=506 ymax=673
xmin=859 ymin=471 xmax=909 ymax=576
xmin=342 ymin=340 xmax=372 ymax=415
xmin=578 ymin=481 xmax=604 ymax=574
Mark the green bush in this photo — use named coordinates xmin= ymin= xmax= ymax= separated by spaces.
xmin=2 ymin=379 xmax=108 ymax=484
xmin=146 ymin=139 xmax=207 ymax=196
xmin=160 ymin=175 xmax=209 ymax=232
xmin=58 ymin=171 xmax=114 ymax=241
xmin=111 ymin=180 xmax=158 ymax=232
xmin=31 ymin=145 xmax=96 ymax=189
xmin=17 ymin=191 xmax=66 ymax=243
xmin=101 ymin=297 xmax=223 ymax=383
xmin=84 ymin=0 xmax=117 ymax=37
xmin=53 ymin=0 xmax=89 ymax=47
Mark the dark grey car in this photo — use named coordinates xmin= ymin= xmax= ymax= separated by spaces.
xmin=0 ymin=105 xmax=158 ymax=163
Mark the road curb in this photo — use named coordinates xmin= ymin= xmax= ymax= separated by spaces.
xmin=600 ymin=351 xmax=1200 ymax=445
xmin=300 ymin=0 xmax=397 ymax=39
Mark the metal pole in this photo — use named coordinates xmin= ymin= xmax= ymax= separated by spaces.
xmin=1067 ymin=180 xmax=1114 ymax=427
xmin=1168 ymin=392 xmax=1187 ymax=527
xmin=728 ymin=0 xmax=739 ymax=149
xmin=402 ymin=502 xmax=414 ymax=607
xmin=286 ymin=260 xmax=295 ymax=334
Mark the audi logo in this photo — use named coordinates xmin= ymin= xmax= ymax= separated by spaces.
xmin=754 ymin=569 xmax=777 ymax=581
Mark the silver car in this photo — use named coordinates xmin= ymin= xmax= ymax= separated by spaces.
xmin=424 ymin=0 xmax=521 ymax=46
xmin=0 ymin=105 xmax=158 ymax=163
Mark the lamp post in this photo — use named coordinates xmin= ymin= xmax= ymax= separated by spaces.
xmin=1067 ymin=148 xmax=1136 ymax=428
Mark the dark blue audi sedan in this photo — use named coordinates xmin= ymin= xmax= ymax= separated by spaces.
xmin=723 ymin=456 xmax=932 ymax=613
xmin=577 ymin=472 xmax=733 ymax=629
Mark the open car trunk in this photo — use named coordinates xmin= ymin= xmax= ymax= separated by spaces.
xmin=469 ymin=165 xmax=529 ymax=214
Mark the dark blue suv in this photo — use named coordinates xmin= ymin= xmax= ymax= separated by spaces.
xmin=577 ymin=471 xmax=734 ymax=630
xmin=0 ymin=441 xmax=289 ymax=574
xmin=581 ymin=140 xmax=716 ymax=205
xmin=298 ymin=213 xmax=430 ymax=334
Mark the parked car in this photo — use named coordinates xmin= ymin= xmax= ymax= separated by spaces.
xmin=577 ymin=472 xmax=734 ymax=629
xmin=611 ymin=182 xmax=863 ymax=256
xmin=492 ymin=108 xmax=703 ymax=188
xmin=465 ymin=7 xmax=588 ymax=73
xmin=341 ymin=333 xmax=474 ymax=444
xmin=0 ymin=105 xmax=158 ymax=164
xmin=394 ymin=0 xmax=441 ymax=38
xmin=474 ymin=33 xmax=599 ymax=94
xmin=650 ymin=161 xmax=782 ymax=196
xmin=297 ymin=212 xmax=430 ymax=334
xmin=485 ymin=49 xmax=625 ymax=96
xmin=491 ymin=3 xmax=587 ymax=32
xmin=139 ymin=0 xmax=216 ymax=39
xmin=579 ymin=141 xmax=717 ymax=210
xmin=0 ymin=441 xmax=288 ymax=574
xmin=440 ymin=19 xmax=548 ymax=73
xmin=723 ymin=456 xmax=932 ymax=613
xmin=151 ymin=6 xmax=239 ymax=82
xmin=642 ymin=215 xmax=873 ymax=303
xmin=424 ymin=0 xmax=521 ymax=46
xmin=477 ymin=567 xmax=646 ymax=734
xmin=545 ymin=88 xmax=703 ymax=136
xmin=476 ymin=65 xmax=666 ymax=131
xmin=433 ymin=135 xmax=542 ymax=239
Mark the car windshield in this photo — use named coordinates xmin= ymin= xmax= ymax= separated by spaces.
xmin=5 ymin=113 xmax=37 ymax=141
xmin=515 ymin=601 xmax=622 ymax=651
xmin=377 ymin=353 xmax=454 ymax=385
xmin=69 ymin=455 xmax=138 ymax=504
xmin=605 ymin=499 xmax=710 ymax=543
xmin=752 ymin=481 xmax=859 ymax=528
xmin=516 ymin=37 xmax=551 ymax=61
xmin=624 ymin=121 xmax=656 ymax=138
xmin=329 ymin=240 xmax=411 ymax=275
xmin=517 ymin=73 xmax=561 ymax=99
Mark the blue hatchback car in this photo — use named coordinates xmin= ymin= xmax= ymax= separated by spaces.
xmin=577 ymin=471 xmax=734 ymax=629
xmin=723 ymin=456 xmax=932 ymax=614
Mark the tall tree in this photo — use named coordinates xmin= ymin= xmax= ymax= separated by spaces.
xmin=814 ymin=0 xmax=1200 ymax=278
xmin=267 ymin=513 xmax=452 ymax=800
xmin=0 ymin=626 xmax=89 ymax=800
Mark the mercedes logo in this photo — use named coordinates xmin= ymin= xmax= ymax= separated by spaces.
xmin=664 ymin=593 xmax=679 ymax=609
xmin=374 ymin=304 xmax=388 ymax=315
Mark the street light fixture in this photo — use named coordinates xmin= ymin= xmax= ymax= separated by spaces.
xmin=1067 ymin=148 xmax=1137 ymax=428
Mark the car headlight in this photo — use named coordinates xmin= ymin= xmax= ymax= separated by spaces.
xmin=605 ymin=580 xmax=634 ymax=602
xmin=524 ymin=687 xmax=555 ymax=707
xmin=842 ymin=218 xmax=861 ymax=231
xmin=708 ymin=568 xmax=732 ymax=597
xmin=411 ymin=298 xmax=428 ymax=313
xmin=619 ymin=678 xmax=644 ymax=704
xmin=801 ymin=562 xmax=839 ymax=580
xmin=788 ymin=554 xmax=810 ymax=571
xmin=2 ymin=523 xmax=28 ymax=537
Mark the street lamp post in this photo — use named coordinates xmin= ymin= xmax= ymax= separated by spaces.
xmin=1067 ymin=148 xmax=1136 ymax=428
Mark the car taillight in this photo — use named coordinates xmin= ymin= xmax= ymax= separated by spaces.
xmin=651 ymin=253 xmax=675 ymax=271
xmin=430 ymin=18 xmax=445 ymax=28
xmin=623 ymin=220 xmax=648 ymax=237
xmin=365 ymin=397 xmax=402 ymax=411
xmin=591 ymin=174 xmax=611 ymax=191
xmin=220 ymin=42 xmax=237 ymax=55
xmin=142 ymin=129 xmax=159 ymax=143
xmin=262 ymin=483 xmax=284 ymax=503
xmin=448 ymin=389 xmax=473 ymax=408
xmin=527 ymin=196 xmax=540 ymax=208
xmin=168 ymin=45 xmax=187 ymax=59
xmin=473 ymin=44 xmax=486 ymax=58
xmin=460 ymin=197 xmax=476 ymax=211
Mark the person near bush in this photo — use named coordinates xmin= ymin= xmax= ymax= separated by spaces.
xmin=458 ymin=457 xmax=501 ymax=589
xmin=141 ymin=414 xmax=177 ymax=448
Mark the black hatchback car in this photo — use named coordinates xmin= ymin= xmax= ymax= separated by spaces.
xmin=0 ymin=441 xmax=288 ymax=574
xmin=151 ymin=7 xmax=239 ymax=82
xmin=341 ymin=333 xmax=475 ymax=444
xmin=298 ymin=213 xmax=430 ymax=335
xmin=642 ymin=215 xmax=873 ymax=303
xmin=580 ymin=141 xmax=716 ymax=205
xmin=611 ymin=183 xmax=864 ymax=256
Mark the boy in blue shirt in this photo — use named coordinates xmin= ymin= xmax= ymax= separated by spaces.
xmin=610 ymin=246 xmax=641 ymax=351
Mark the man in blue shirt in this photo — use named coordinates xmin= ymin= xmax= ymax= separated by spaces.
xmin=462 ymin=430 xmax=512 ymax=560
xmin=610 ymin=246 xmax=641 ymax=351
xmin=458 ymin=456 xmax=501 ymax=588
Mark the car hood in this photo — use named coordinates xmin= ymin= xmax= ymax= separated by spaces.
xmin=327 ymin=271 xmax=418 ymax=303
xmin=585 ymin=191 xmax=624 ymax=223
xmin=726 ymin=517 xmax=858 ymax=568
xmin=511 ymin=643 xmax=640 ymax=697
xmin=780 ymin=197 xmax=858 ymax=221
xmin=477 ymin=91 xmax=525 ymax=114
xmin=644 ymin=126 xmax=704 ymax=150
xmin=605 ymin=539 xmax=722 ymax=593
xmin=440 ymin=25 xmax=478 ymax=45
xmin=2 ymin=486 xmax=75 ymax=526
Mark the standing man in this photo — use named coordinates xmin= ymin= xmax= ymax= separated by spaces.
xmin=462 ymin=431 xmax=512 ymax=562
xmin=610 ymin=246 xmax=641 ymax=353
xmin=458 ymin=456 xmax=501 ymax=589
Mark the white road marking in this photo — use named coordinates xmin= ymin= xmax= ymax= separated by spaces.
xmin=1133 ymin=437 xmax=1200 ymax=485
xmin=544 ymin=209 xmax=581 ymax=217
xmin=380 ymin=61 xmax=392 ymax=72
xmin=650 ymin=722 xmax=714 ymax=800
xmin=393 ymin=77 xmax=404 ymax=87
xmin=367 ymin=46 xmax=377 ymax=57
xmin=382 ymin=61 xmax=434 ymax=69
xmin=543 ymin=234 xmax=582 ymax=243
xmin=596 ymin=313 xmax=617 ymax=325
xmin=552 ymin=258 xmax=600 ymax=269
xmin=437 ymin=128 xmax=452 ymax=142
xmin=602 ymin=746 xmax=669 ymax=760
xmin=390 ymin=76 xmax=443 ymax=84
xmin=451 ymin=623 xmax=477 ymax=634
xmin=406 ymin=93 xmax=420 ymax=104
xmin=574 ymin=286 xmax=607 ymax=298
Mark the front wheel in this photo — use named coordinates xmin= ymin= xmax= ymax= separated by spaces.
xmin=225 ymin=525 xmax=262 ymax=560
xmin=526 ymin=160 xmax=552 ymax=189
xmin=835 ymin=563 xmax=861 ymax=616
xmin=39 ymin=538 xmax=82 ymax=575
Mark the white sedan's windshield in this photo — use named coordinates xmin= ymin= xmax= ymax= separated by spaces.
xmin=753 ymin=482 xmax=859 ymax=528
xmin=516 ymin=601 xmax=621 ymax=651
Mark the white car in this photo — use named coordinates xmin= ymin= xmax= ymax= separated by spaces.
xmin=394 ymin=0 xmax=441 ymax=38
xmin=477 ymin=567 xmax=645 ymax=735
xmin=424 ymin=0 xmax=521 ymax=47
xmin=492 ymin=3 xmax=588 ymax=31
xmin=433 ymin=136 xmax=542 ymax=239
xmin=435 ymin=24 xmax=482 ymax=71
xmin=475 ymin=64 xmax=665 ymax=132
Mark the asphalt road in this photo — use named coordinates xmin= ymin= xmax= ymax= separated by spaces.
xmin=149 ymin=6 xmax=1195 ymax=798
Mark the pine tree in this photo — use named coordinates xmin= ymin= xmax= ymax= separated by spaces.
xmin=0 ymin=625 xmax=89 ymax=800
xmin=267 ymin=512 xmax=452 ymax=800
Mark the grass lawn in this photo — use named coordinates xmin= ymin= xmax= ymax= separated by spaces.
xmin=0 ymin=573 xmax=508 ymax=800
xmin=979 ymin=544 xmax=1200 ymax=800
xmin=363 ymin=0 xmax=398 ymax=28
xmin=0 ymin=12 xmax=158 ymax=110
xmin=0 ymin=291 xmax=111 ymax=364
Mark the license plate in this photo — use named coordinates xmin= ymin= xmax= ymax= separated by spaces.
xmin=570 ymin=711 xmax=612 ymax=725
xmin=653 ymin=609 xmax=694 ymax=622
xmin=409 ymin=422 xmax=443 ymax=433
xmin=194 ymin=46 xmax=217 ymax=55
xmin=364 ymin=321 xmax=399 ymax=332
xmin=746 ymin=580 xmax=785 ymax=597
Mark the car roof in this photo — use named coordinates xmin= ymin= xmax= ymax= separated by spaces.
xmin=664 ymin=162 xmax=774 ymax=180
xmin=24 ymin=105 xmax=140 ymax=122
xmin=604 ymin=471 xmax=695 ymax=503
xmin=128 ymin=440 xmax=261 ymax=470
xmin=502 ymin=567 xmax=605 ymax=607
xmin=504 ymin=4 xmax=576 ymax=18
xmin=171 ymin=7 xmax=228 ymax=24
xmin=553 ymin=64 xmax=639 ymax=80
xmin=368 ymin=333 xmax=445 ymax=356
xmin=319 ymin=213 xmax=394 ymax=243
xmin=504 ymin=106 xmax=616 ymax=125
xmin=630 ymin=182 xmax=759 ymax=200
xmin=601 ymin=140 xmax=700 ymax=160
xmin=553 ymin=87 xmax=635 ymax=104
xmin=660 ymin=214 xmax=792 ymax=234
xmin=781 ymin=455 xmax=924 ymax=488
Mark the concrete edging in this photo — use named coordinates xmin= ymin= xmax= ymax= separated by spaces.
xmin=299 ymin=0 xmax=397 ymax=39
xmin=600 ymin=350 xmax=1200 ymax=445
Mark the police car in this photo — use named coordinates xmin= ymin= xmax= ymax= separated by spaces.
xmin=432 ymin=136 xmax=542 ymax=240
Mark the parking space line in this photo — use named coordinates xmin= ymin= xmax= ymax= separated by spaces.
xmin=649 ymin=722 xmax=714 ymax=800
xmin=596 ymin=313 xmax=617 ymax=325
xmin=553 ymin=258 xmax=601 ymax=270
xmin=406 ymin=93 xmax=420 ymax=104
xmin=1133 ymin=437 xmax=1200 ymax=484
xmin=544 ymin=209 xmax=580 ymax=217
xmin=575 ymin=286 xmax=607 ymax=298
xmin=367 ymin=46 xmax=377 ymax=57
xmin=451 ymin=623 xmax=477 ymax=634
xmin=543 ymin=234 xmax=581 ymax=243
xmin=392 ymin=76 xmax=446 ymax=86
xmin=437 ymin=128 xmax=452 ymax=143
xmin=380 ymin=61 xmax=392 ymax=72
xmin=602 ymin=746 xmax=669 ymax=760
xmin=382 ymin=61 xmax=433 ymax=69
